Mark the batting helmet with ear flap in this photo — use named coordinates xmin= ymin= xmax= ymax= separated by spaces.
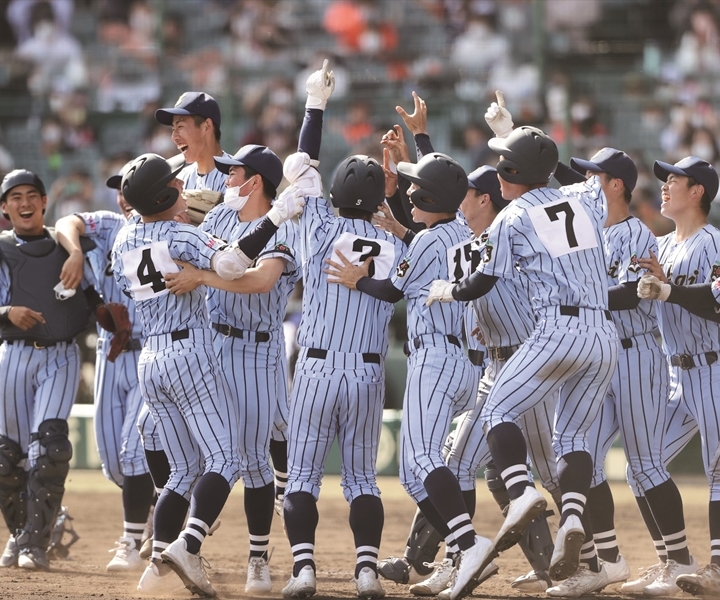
xmin=489 ymin=126 xmax=558 ymax=185
xmin=397 ymin=152 xmax=468 ymax=213
xmin=120 ymin=154 xmax=183 ymax=216
xmin=329 ymin=155 xmax=385 ymax=212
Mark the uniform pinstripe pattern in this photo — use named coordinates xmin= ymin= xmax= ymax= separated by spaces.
xmin=200 ymin=204 xmax=299 ymax=488
xmin=0 ymin=340 xmax=80 ymax=464
xmin=79 ymin=210 xmax=148 ymax=486
xmin=643 ymin=227 xmax=720 ymax=500
xmin=177 ymin=155 xmax=230 ymax=193
xmin=589 ymin=217 xmax=671 ymax=493
xmin=112 ymin=221 xmax=240 ymax=498
xmin=287 ymin=195 xmax=404 ymax=502
xmin=479 ymin=180 xmax=618 ymax=459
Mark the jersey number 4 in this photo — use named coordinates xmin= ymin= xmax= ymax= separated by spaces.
xmin=527 ymin=198 xmax=598 ymax=258
xmin=121 ymin=241 xmax=179 ymax=301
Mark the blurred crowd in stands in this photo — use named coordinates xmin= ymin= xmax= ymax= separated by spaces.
xmin=2 ymin=0 xmax=720 ymax=236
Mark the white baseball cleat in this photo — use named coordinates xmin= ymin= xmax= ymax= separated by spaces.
xmin=549 ymin=515 xmax=585 ymax=581
xmin=546 ymin=564 xmax=609 ymax=597
xmin=620 ymin=563 xmax=665 ymax=594
xmin=511 ymin=569 xmax=552 ymax=593
xmin=445 ymin=535 xmax=496 ymax=600
xmin=245 ymin=556 xmax=272 ymax=594
xmin=107 ymin=536 xmax=145 ymax=571
xmin=282 ymin=564 xmax=317 ymax=599
xmin=436 ymin=561 xmax=499 ymax=600
xmin=161 ymin=538 xmax=216 ymax=597
xmin=0 ymin=535 xmax=18 ymax=568
xmin=676 ymin=562 xmax=720 ymax=597
xmin=494 ymin=486 xmax=548 ymax=552
xmin=642 ymin=556 xmax=699 ymax=596
xmin=354 ymin=566 xmax=385 ymax=599
xmin=410 ymin=558 xmax=455 ymax=596
xmin=602 ymin=554 xmax=630 ymax=585
xmin=137 ymin=560 xmax=186 ymax=595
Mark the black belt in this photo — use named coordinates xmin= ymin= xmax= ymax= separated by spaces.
xmin=559 ymin=305 xmax=612 ymax=321
xmin=123 ymin=339 xmax=142 ymax=352
xmin=620 ymin=338 xmax=633 ymax=350
xmin=5 ymin=338 xmax=74 ymax=348
xmin=467 ymin=349 xmax=485 ymax=366
xmin=403 ymin=335 xmax=461 ymax=357
xmin=212 ymin=323 xmax=270 ymax=343
xmin=306 ymin=348 xmax=381 ymax=364
xmin=670 ymin=351 xmax=718 ymax=370
xmin=488 ymin=345 xmax=518 ymax=361
xmin=171 ymin=329 xmax=189 ymax=341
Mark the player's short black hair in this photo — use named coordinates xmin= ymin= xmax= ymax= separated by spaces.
xmin=688 ymin=175 xmax=712 ymax=216
xmin=239 ymin=165 xmax=277 ymax=201
xmin=190 ymin=114 xmax=221 ymax=142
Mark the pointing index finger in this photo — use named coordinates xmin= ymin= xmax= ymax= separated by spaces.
xmin=495 ymin=90 xmax=505 ymax=108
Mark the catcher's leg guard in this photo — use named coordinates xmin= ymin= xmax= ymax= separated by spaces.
xmin=405 ymin=508 xmax=443 ymax=576
xmin=485 ymin=461 xmax=553 ymax=572
xmin=17 ymin=420 xmax=72 ymax=553
xmin=0 ymin=436 xmax=27 ymax=534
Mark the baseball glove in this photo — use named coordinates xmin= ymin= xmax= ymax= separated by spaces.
xmin=96 ymin=302 xmax=131 ymax=362
xmin=184 ymin=189 xmax=223 ymax=225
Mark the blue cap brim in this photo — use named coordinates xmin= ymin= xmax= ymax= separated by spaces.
xmin=106 ymin=174 xmax=122 ymax=190
xmin=155 ymin=107 xmax=192 ymax=126
xmin=214 ymin=155 xmax=242 ymax=175
xmin=570 ymin=157 xmax=601 ymax=175
xmin=653 ymin=160 xmax=685 ymax=182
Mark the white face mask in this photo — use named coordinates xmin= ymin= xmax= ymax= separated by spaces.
xmin=224 ymin=177 xmax=254 ymax=210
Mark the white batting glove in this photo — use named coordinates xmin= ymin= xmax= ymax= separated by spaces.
xmin=283 ymin=152 xmax=323 ymax=197
xmin=306 ymin=58 xmax=335 ymax=111
xmin=637 ymin=274 xmax=671 ymax=301
xmin=485 ymin=90 xmax=514 ymax=138
xmin=267 ymin=185 xmax=305 ymax=226
xmin=426 ymin=280 xmax=456 ymax=306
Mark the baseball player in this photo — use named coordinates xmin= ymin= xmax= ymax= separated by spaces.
xmin=0 ymin=170 xmax=97 ymax=570
xmin=111 ymin=153 xmax=303 ymax=597
xmin=156 ymin=90 xmax=290 ymax=512
xmin=426 ymin=106 xmax=618 ymax=588
xmin=630 ymin=156 xmax=720 ymax=597
xmin=543 ymin=148 xmax=694 ymax=597
xmin=54 ymin=163 xmax=154 ymax=573
xmin=326 ymin=147 xmax=501 ymax=600
xmin=163 ymin=143 xmax=299 ymax=594
xmin=277 ymin=61 xmax=405 ymax=600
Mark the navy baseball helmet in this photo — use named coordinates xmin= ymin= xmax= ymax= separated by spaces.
xmin=329 ymin=155 xmax=385 ymax=212
xmin=214 ymin=145 xmax=283 ymax=190
xmin=156 ymin=91 xmax=221 ymax=127
xmin=120 ymin=154 xmax=183 ymax=216
xmin=571 ymin=147 xmax=638 ymax=192
xmin=489 ymin=126 xmax=558 ymax=185
xmin=1 ymin=169 xmax=46 ymax=203
xmin=467 ymin=165 xmax=507 ymax=209
xmin=654 ymin=156 xmax=719 ymax=201
xmin=397 ymin=152 xmax=468 ymax=213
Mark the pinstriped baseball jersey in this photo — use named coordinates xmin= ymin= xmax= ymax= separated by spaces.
xmin=112 ymin=221 xmax=226 ymax=337
xmin=603 ymin=216 xmax=658 ymax=338
xmin=656 ymin=225 xmax=720 ymax=355
xmin=79 ymin=210 xmax=143 ymax=340
xmin=177 ymin=152 xmax=231 ymax=192
xmin=76 ymin=209 xmax=147 ymax=486
xmin=391 ymin=218 xmax=474 ymax=340
xmin=296 ymin=196 xmax=405 ymax=354
xmin=479 ymin=177 xmax=609 ymax=312
xmin=200 ymin=204 xmax=300 ymax=331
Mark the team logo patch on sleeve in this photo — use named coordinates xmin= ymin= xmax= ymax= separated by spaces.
xmin=711 ymin=262 xmax=720 ymax=282
xmin=396 ymin=259 xmax=410 ymax=278
xmin=482 ymin=241 xmax=494 ymax=263
xmin=274 ymin=242 xmax=291 ymax=253
xmin=628 ymin=252 xmax=640 ymax=273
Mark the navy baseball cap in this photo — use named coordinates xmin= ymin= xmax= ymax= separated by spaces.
xmin=155 ymin=91 xmax=221 ymax=127
xmin=467 ymin=165 xmax=507 ymax=209
xmin=570 ymin=147 xmax=638 ymax=192
xmin=654 ymin=156 xmax=719 ymax=201
xmin=214 ymin=145 xmax=283 ymax=190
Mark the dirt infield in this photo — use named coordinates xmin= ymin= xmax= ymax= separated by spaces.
xmin=0 ymin=472 xmax=710 ymax=599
